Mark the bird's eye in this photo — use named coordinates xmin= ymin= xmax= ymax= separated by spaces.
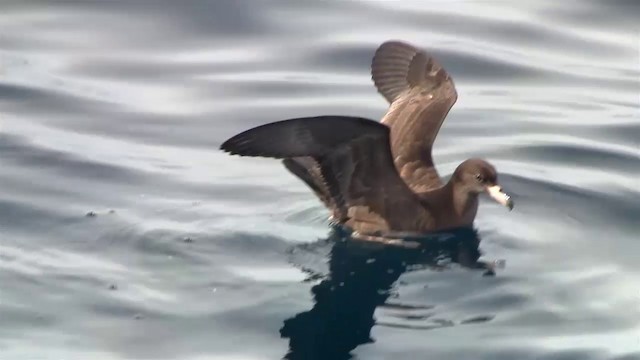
xmin=475 ymin=174 xmax=484 ymax=183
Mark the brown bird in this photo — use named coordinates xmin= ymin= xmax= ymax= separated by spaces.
xmin=220 ymin=40 xmax=513 ymax=238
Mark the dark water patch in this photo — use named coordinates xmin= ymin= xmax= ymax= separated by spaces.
xmin=615 ymin=354 xmax=640 ymax=360
xmin=0 ymin=198 xmax=82 ymax=233
xmin=539 ymin=0 xmax=640 ymax=29
xmin=493 ymin=142 xmax=640 ymax=174
xmin=1 ymin=0 xmax=278 ymax=48
xmin=453 ymin=289 xmax=531 ymax=313
xmin=0 ymin=306 xmax=56 ymax=332
xmin=0 ymin=82 xmax=117 ymax=113
xmin=502 ymin=173 xmax=640 ymax=230
xmin=594 ymin=122 xmax=640 ymax=147
xmin=122 ymin=229 xmax=207 ymax=263
xmin=0 ymin=134 xmax=150 ymax=184
xmin=89 ymin=301 xmax=160 ymax=321
xmin=211 ymin=76 xmax=368 ymax=100
xmin=213 ymin=232 xmax=293 ymax=259
xmin=68 ymin=56 xmax=257 ymax=82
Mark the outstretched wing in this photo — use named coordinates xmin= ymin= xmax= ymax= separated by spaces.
xmin=282 ymin=156 xmax=340 ymax=217
xmin=220 ymin=116 xmax=434 ymax=233
xmin=371 ymin=40 xmax=458 ymax=192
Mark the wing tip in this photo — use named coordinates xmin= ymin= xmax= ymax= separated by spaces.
xmin=219 ymin=134 xmax=259 ymax=157
xmin=371 ymin=40 xmax=424 ymax=103
xmin=220 ymin=116 xmax=391 ymax=160
xmin=219 ymin=140 xmax=236 ymax=155
xmin=371 ymin=40 xmax=456 ymax=99
xmin=219 ymin=136 xmax=242 ymax=155
xmin=375 ymin=40 xmax=417 ymax=53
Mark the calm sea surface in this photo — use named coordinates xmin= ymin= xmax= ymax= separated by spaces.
xmin=1 ymin=1 xmax=639 ymax=359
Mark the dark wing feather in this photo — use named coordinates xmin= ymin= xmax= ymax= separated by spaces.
xmin=371 ymin=40 xmax=458 ymax=192
xmin=220 ymin=116 xmax=434 ymax=233
xmin=282 ymin=157 xmax=343 ymax=218
xmin=220 ymin=116 xmax=385 ymax=158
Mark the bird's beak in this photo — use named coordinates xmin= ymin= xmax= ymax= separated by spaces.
xmin=486 ymin=185 xmax=514 ymax=211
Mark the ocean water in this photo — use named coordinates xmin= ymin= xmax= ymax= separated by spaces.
xmin=1 ymin=1 xmax=639 ymax=359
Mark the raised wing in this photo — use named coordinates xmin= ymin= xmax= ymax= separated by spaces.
xmin=371 ymin=40 xmax=458 ymax=192
xmin=220 ymin=116 xmax=435 ymax=233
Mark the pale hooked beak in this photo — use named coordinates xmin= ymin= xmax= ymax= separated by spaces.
xmin=486 ymin=185 xmax=514 ymax=211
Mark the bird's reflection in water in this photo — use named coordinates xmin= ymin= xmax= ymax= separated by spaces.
xmin=280 ymin=226 xmax=498 ymax=360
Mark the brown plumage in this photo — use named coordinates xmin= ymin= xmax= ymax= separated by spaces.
xmin=372 ymin=40 xmax=457 ymax=193
xmin=220 ymin=40 xmax=513 ymax=237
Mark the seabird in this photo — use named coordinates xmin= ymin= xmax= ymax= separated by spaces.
xmin=220 ymin=40 xmax=513 ymax=237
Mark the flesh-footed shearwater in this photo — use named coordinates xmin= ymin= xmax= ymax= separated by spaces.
xmin=220 ymin=40 xmax=513 ymax=238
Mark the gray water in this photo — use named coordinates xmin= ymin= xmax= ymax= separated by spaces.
xmin=1 ymin=1 xmax=639 ymax=359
